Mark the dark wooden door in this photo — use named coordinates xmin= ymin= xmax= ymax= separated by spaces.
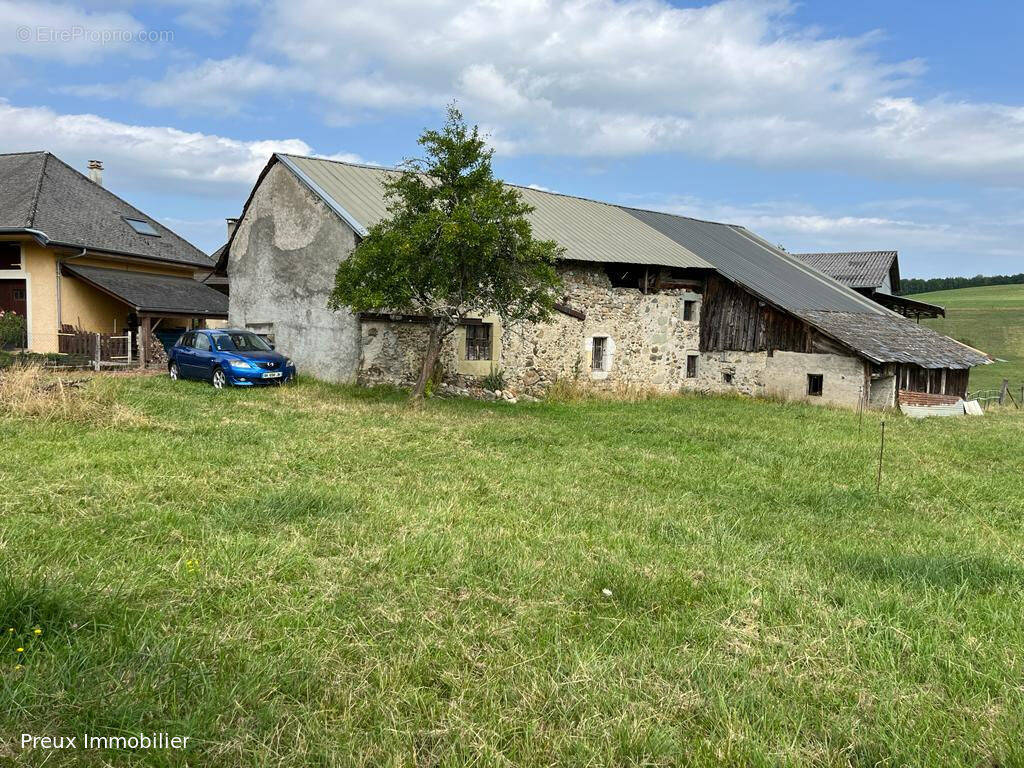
xmin=0 ymin=279 xmax=27 ymax=315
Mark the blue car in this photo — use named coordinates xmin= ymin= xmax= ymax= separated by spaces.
xmin=168 ymin=328 xmax=296 ymax=389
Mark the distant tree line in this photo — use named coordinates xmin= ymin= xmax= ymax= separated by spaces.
xmin=901 ymin=273 xmax=1024 ymax=295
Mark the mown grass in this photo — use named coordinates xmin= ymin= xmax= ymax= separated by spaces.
xmin=916 ymin=283 xmax=1024 ymax=393
xmin=2 ymin=375 xmax=1024 ymax=766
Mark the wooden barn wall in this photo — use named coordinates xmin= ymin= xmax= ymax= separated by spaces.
xmin=699 ymin=274 xmax=812 ymax=353
xmin=898 ymin=364 xmax=969 ymax=398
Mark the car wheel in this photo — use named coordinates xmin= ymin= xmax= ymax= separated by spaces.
xmin=169 ymin=362 xmax=179 ymax=381
xmin=212 ymin=367 xmax=227 ymax=389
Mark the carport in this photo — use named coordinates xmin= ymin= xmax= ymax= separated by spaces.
xmin=61 ymin=263 xmax=229 ymax=367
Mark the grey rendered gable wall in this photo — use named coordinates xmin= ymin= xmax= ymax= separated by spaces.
xmin=227 ymin=162 xmax=362 ymax=382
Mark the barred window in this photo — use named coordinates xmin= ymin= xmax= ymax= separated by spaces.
xmin=465 ymin=323 xmax=492 ymax=361
xmin=592 ymin=336 xmax=607 ymax=371
xmin=683 ymin=300 xmax=696 ymax=321
xmin=686 ymin=354 xmax=698 ymax=378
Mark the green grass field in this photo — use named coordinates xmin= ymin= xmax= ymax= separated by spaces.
xmin=2 ymin=375 xmax=1024 ymax=766
xmin=915 ymin=283 xmax=1024 ymax=393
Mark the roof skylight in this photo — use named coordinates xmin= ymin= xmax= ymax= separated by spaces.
xmin=124 ymin=217 xmax=160 ymax=237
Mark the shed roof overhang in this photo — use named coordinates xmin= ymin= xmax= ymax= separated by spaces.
xmin=871 ymin=292 xmax=945 ymax=319
xmin=62 ymin=263 xmax=229 ymax=318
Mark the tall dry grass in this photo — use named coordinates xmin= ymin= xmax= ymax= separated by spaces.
xmin=0 ymin=363 xmax=146 ymax=425
xmin=544 ymin=375 xmax=666 ymax=403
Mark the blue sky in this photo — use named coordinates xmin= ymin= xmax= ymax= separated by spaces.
xmin=2 ymin=0 xmax=1022 ymax=278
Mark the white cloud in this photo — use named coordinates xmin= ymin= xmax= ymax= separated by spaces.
xmin=0 ymin=99 xmax=362 ymax=193
xmin=113 ymin=0 xmax=1024 ymax=184
xmin=157 ymin=0 xmax=258 ymax=36
xmin=0 ymin=1 xmax=153 ymax=63
xmin=63 ymin=56 xmax=296 ymax=113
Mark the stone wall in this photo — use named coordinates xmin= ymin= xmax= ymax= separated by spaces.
xmin=228 ymin=162 xmax=363 ymax=383
xmin=869 ymin=372 xmax=897 ymax=409
xmin=358 ymin=263 xmax=705 ymax=395
xmin=763 ymin=351 xmax=867 ymax=407
xmin=356 ymin=262 xmax=869 ymax=408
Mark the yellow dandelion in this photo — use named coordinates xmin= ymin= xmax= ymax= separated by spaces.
xmin=16 ymin=647 xmax=24 ymax=653
xmin=15 ymin=664 xmax=23 ymax=670
xmin=33 ymin=628 xmax=42 ymax=636
xmin=6 ymin=628 xmax=12 ymax=634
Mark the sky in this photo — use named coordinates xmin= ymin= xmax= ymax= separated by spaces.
xmin=2 ymin=0 xmax=1022 ymax=278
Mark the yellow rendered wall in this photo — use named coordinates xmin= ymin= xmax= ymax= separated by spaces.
xmin=20 ymin=240 xmax=58 ymax=353
xmin=59 ymin=274 xmax=131 ymax=335
xmin=8 ymin=238 xmax=199 ymax=353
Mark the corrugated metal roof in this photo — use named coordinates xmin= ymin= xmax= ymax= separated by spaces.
xmin=622 ymin=207 xmax=884 ymax=314
xmin=278 ymin=154 xmax=713 ymax=270
xmin=792 ymin=250 xmax=896 ymax=289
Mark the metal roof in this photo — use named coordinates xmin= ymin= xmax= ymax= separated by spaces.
xmin=622 ymin=207 xmax=884 ymax=314
xmin=62 ymin=263 xmax=228 ymax=316
xmin=242 ymin=154 xmax=986 ymax=369
xmin=0 ymin=152 xmax=213 ymax=268
xmin=792 ymin=250 xmax=897 ymax=289
xmin=277 ymin=154 xmax=713 ymax=270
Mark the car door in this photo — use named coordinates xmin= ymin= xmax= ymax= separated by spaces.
xmin=191 ymin=332 xmax=215 ymax=380
xmin=175 ymin=332 xmax=197 ymax=378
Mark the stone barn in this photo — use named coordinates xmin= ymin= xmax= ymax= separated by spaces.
xmin=218 ymin=154 xmax=988 ymax=409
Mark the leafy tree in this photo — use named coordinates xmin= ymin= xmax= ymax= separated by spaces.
xmin=900 ymin=273 xmax=1024 ymax=296
xmin=328 ymin=105 xmax=563 ymax=399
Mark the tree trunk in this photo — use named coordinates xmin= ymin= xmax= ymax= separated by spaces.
xmin=411 ymin=320 xmax=446 ymax=401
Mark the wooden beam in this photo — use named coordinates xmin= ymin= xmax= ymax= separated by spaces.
xmin=553 ymin=302 xmax=585 ymax=321
xmin=140 ymin=315 xmax=151 ymax=369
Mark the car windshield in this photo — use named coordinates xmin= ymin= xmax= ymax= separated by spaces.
xmin=213 ymin=332 xmax=272 ymax=352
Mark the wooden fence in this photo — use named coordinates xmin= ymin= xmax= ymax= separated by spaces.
xmin=967 ymin=379 xmax=1023 ymax=409
xmin=57 ymin=329 xmax=132 ymax=369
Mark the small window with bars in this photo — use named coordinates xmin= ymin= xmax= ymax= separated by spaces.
xmin=592 ymin=336 xmax=608 ymax=371
xmin=465 ymin=323 xmax=492 ymax=361
xmin=686 ymin=354 xmax=698 ymax=378
xmin=683 ymin=299 xmax=696 ymax=321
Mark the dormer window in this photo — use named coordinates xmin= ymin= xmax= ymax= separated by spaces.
xmin=124 ymin=217 xmax=160 ymax=237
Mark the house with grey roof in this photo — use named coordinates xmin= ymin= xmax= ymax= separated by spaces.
xmin=792 ymin=250 xmax=945 ymax=320
xmin=0 ymin=151 xmax=227 ymax=362
xmin=218 ymin=154 xmax=988 ymax=409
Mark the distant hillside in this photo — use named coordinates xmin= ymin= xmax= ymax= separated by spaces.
xmin=916 ymin=284 xmax=1024 ymax=393
xmin=902 ymin=273 xmax=1024 ymax=295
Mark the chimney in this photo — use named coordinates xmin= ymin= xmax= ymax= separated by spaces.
xmin=87 ymin=160 xmax=103 ymax=186
xmin=226 ymin=217 xmax=239 ymax=239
